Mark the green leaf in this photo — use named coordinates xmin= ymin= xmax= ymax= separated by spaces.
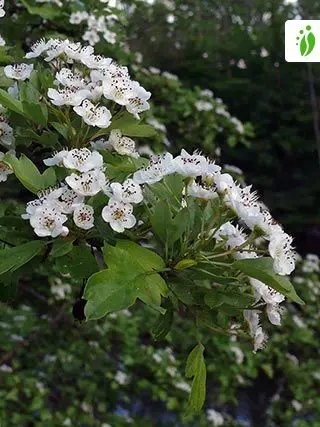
xmin=22 ymin=101 xmax=48 ymax=127
xmin=0 ymin=88 xmax=25 ymax=115
xmin=84 ymin=241 xmax=168 ymax=320
xmin=54 ymin=247 xmax=98 ymax=280
xmin=51 ymin=122 xmax=69 ymax=139
xmin=121 ymin=124 xmax=157 ymax=138
xmin=20 ymin=0 xmax=62 ymax=19
xmin=50 ymin=239 xmax=74 ymax=258
xmin=151 ymin=202 xmax=189 ymax=247
xmin=19 ymin=81 xmax=40 ymax=103
xmin=4 ymin=154 xmax=56 ymax=193
xmin=234 ymin=257 xmax=304 ymax=305
xmin=0 ymin=241 xmax=46 ymax=276
xmin=152 ymin=302 xmax=173 ymax=340
xmin=205 ymin=289 xmax=255 ymax=308
xmin=185 ymin=343 xmax=207 ymax=413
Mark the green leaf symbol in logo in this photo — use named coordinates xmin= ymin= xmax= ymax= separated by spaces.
xmin=297 ymin=25 xmax=316 ymax=57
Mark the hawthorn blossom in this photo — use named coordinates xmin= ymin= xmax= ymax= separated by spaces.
xmin=102 ymin=198 xmax=136 ymax=232
xmin=47 ymin=87 xmax=92 ymax=107
xmin=244 ymin=310 xmax=268 ymax=352
xmin=64 ymin=43 xmax=94 ymax=62
xmin=173 ymin=149 xmax=207 ymax=177
xmin=195 ymin=101 xmax=213 ymax=111
xmin=30 ymin=204 xmax=69 ymax=237
xmin=82 ymin=54 xmax=112 ymax=69
xmin=188 ymin=176 xmax=218 ymax=200
xmin=108 ymin=129 xmax=139 ymax=158
xmin=206 ymin=409 xmax=224 ymax=426
xmin=43 ymin=150 xmax=68 ymax=167
xmin=133 ymin=153 xmax=175 ymax=185
xmin=73 ymin=100 xmax=112 ymax=128
xmin=0 ymin=35 xmax=5 ymax=46
xmin=0 ymin=117 xmax=15 ymax=148
xmin=69 ymin=11 xmax=89 ymax=24
xmin=73 ymin=204 xmax=94 ymax=230
xmin=125 ymin=81 xmax=151 ymax=118
xmin=110 ymin=179 xmax=143 ymax=204
xmin=44 ymin=39 xmax=69 ymax=62
xmin=66 ymin=169 xmax=106 ymax=196
xmin=25 ymin=39 xmax=48 ymax=59
xmin=4 ymin=64 xmax=34 ymax=81
xmin=0 ymin=0 xmax=4 ymax=17
xmin=55 ymin=68 xmax=88 ymax=89
xmin=63 ymin=148 xmax=103 ymax=172
xmin=57 ymin=186 xmax=84 ymax=214
xmin=268 ymin=232 xmax=295 ymax=275
xmin=0 ymin=151 xmax=13 ymax=182
xmin=21 ymin=188 xmax=63 ymax=220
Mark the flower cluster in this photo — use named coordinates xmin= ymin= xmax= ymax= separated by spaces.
xmin=22 ymin=147 xmax=144 ymax=236
xmin=69 ymin=9 xmax=117 ymax=46
xmin=18 ymin=38 xmax=151 ymax=120
xmin=0 ymin=0 xmax=5 ymax=47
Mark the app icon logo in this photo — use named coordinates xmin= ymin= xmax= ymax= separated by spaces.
xmin=297 ymin=25 xmax=316 ymax=56
xmin=285 ymin=20 xmax=320 ymax=62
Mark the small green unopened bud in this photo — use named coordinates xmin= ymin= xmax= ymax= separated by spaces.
xmin=174 ymin=259 xmax=197 ymax=270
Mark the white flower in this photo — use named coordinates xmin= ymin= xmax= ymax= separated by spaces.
xmin=115 ymin=370 xmax=128 ymax=385
xmin=64 ymin=43 xmax=94 ymax=62
xmin=108 ymin=129 xmax=139 ymax=158
xmin=73 ymin=100 xmax=112 ymax=128
xmin=44 ymin=39 xmax=69 ymax=62
xmin=102 ymin=66 xmax=133 ymax=106
xmin=162 ymin=71 xmax=178 ymax=80
xmin=175 ymin=381 xmax=191 ymax=393
xmin=4 ymin=63 xmax=34 ymax=81
xmin=63 ymin=148 xmax=103 ymax=172
xmin=25 ymin=39 xmax=47 ymax=59
xmin=237 ymin=59 xmax=247 ymax=69
xmin=195 ymin=100 xmax=213 ymax=111
xmin=90 ymin=138 xmax=111 ymax=151
xmin=173 ymin=149 xmax=207 ymax=177
xmin=69 ymin=11 xmax=89 ymax=24
xmin=43 ymin=150 xmax=68 ymax=166
xmin=244 ymin=310 xmax=268 ymax=352
xmin=0 ymin=35 xmax=5 ymax=46
xmin=7 ymin=82 xmax=19 ymax=99
xmin=215 ymin=172 xmax=235 ymax=193
xmin=0 ymin=365 xmax=13 ymax=373
xmin=133 ymin=153 xmax=175 ymax=185
xmin=81 ymin=54 xmax=112 ymax=69
xmin=83 ymin=30 xmax=100 ymax=46
xmin=66 ymin=169 xmax=106 ymax=196
xmin=188 ymin=175 xmax=218 ymax=200
xmin=0 ymin=121 xmax=15 ymax=148
xmin=0 ymin=0 xmax=5 ymax=18
xmin=103 ymin=30 xmax=117 ymax=44
xmin=206 ymin=409 xmax=224 ymax=426
xmin=110 ymin=179 xmax=143 ymax=204
xmin=230 ymin=346 xmax=244 ymax=364
xmin=200 ymin=89 xmax=214 ymax=98
xmin=268 ymin=232 xmax=295 ymax=275
xmin=55 ymin=68 xmax=88 ymax=89
xmin=73 ymin=204 xmax=94 ymax=230
xmin=231 ymin=117 xmax=244 ymax=134
xmin=260 ymin=47 xmax=269 ymax=57
xmin=102 ymin=198 xmax=136 ymax=233
xmin=266 ymin=303 xmax=283 ymax=326
xmin=57 ymin=186 xmax=84 ymax=213
xmin=48 ymin=87 xmax=92 ymax=106
xmin=0 ymin=151 xmax=13 ymax=182
xmin=22 ymin=188 xmax=63 ymax=220
xmin=125 ymin=81 xmax=151 ymax=118
xmin=30 ymin=204 xmax=69 ymax=237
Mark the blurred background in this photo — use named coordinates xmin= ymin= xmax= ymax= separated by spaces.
xmin=0 ymin=0 xmax=320 ymax=426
